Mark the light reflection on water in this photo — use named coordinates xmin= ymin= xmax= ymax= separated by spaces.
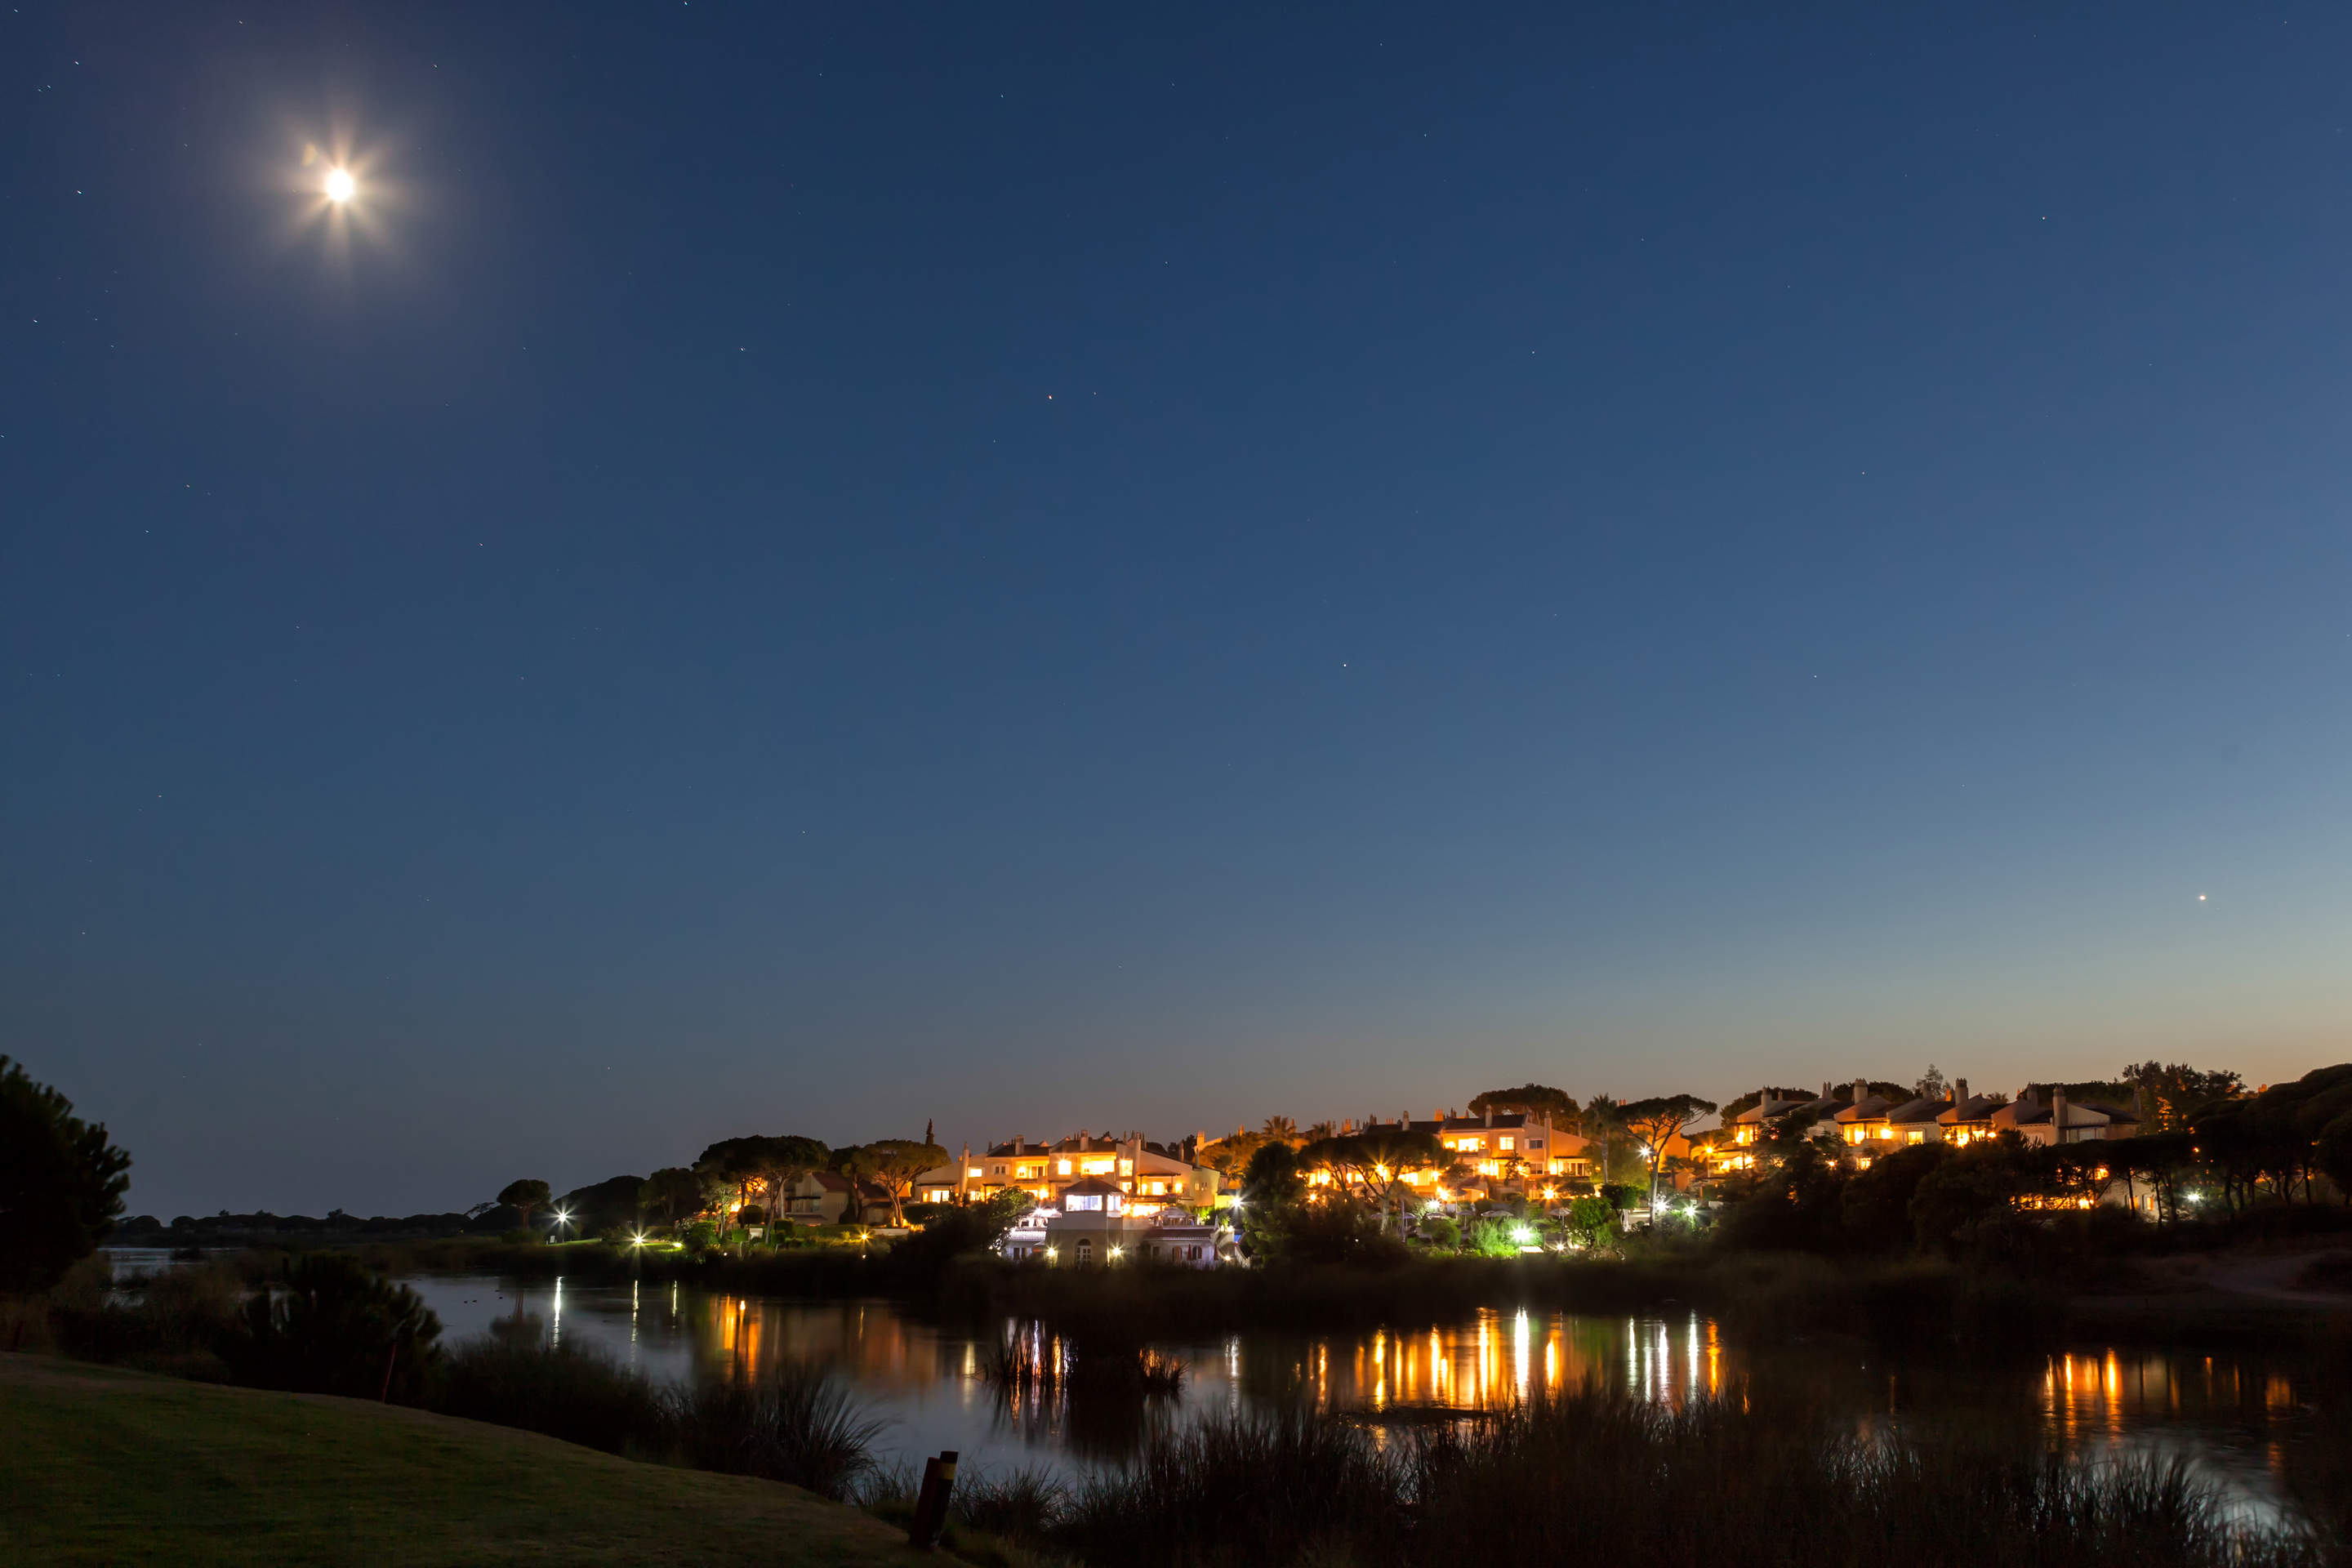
xmin=389 ymin=1270 xmax=2329 ymax=1525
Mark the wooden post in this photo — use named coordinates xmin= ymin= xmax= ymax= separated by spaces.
xmin=906 ymin=1449 xmax=959 ymax=1548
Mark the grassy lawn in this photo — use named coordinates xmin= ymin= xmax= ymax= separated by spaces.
xmin=0 ymin=1353 xmax=936 ymax=1567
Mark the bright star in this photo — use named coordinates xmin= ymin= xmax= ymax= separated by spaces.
xmin=325 ymin=168 xmax=355 ymax=203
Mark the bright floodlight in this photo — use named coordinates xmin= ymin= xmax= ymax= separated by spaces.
xmin=325 ymin=168 xmax=355 ymax=203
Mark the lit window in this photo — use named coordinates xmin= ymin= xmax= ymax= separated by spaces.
xmin=1058 ymin=1160 xmax=1073 ymax=1175
xmin=1499 ymin=1137 xmax=1515 ymax=1151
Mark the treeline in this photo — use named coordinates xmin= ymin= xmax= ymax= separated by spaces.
xmin=114 ymin=1209 xmax=514 ymax=1242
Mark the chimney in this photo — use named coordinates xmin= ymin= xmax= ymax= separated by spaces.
xmin=1852 ymin=1078 xmax=1868 ymax=1107
xmin=1953 ymin=1077 xmax=1967 ymax=1107
xmin=1485 ymin=1106 xmax=1494 ymax=1127
xmin=2051 ymin=1086 xmax=2069 ymax=1143
xmin=1820 ymin=1081 xmax=1832 ymax=1102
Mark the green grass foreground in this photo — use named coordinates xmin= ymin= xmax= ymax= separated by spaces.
xmin=0 ymin=1353 xmax=936 ymax=1568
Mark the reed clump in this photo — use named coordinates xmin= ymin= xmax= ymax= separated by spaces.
xmin=434 ymin=1335 xmax=667 ymax=1458
xmin=666 ymin=1360 xmax=888 ymax=1500
xmin=1015 ymin=1384 xmax=2337 ymax=1568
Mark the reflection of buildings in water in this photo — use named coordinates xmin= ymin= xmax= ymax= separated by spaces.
xmin=1236 ymin=1311 xmax=1731 ymax=1415
xmin=2041 ymin=1348 xmax=2302 ymax=1438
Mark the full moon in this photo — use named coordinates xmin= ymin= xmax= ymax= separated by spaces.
xmin=325 ymin=168 xmax=355 ymax=203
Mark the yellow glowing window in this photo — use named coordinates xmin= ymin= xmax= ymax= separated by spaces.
xmin=1499 ymin=1136 xmax=1514 ymax=1151
xmin=1058 ymin=1160 xmax=1073 ymax=1175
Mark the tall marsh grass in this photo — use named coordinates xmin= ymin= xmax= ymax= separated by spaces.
xmin=435 ymin=1335 xmax=667 ymax=1457
xmin=666 ymin=1361 xmax=889 ymax=1499
xmin=1025 ymin=1384 xmax=2338 ymax=1568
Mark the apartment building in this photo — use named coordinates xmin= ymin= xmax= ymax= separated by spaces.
xmin=912 ymin=1132 xmax=1219 ymax=1213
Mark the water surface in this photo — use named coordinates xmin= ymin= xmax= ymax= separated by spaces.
xmin=397 ymin=1270 xmax=2336 ymax=1524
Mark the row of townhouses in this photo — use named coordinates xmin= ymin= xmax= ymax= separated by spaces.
xmin=767 ymin=1076 xmax=2151 ymax=1249
xmin=1708 ymin=1078 xmax=2142 ymax=1176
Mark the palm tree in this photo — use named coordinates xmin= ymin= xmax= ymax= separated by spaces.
xmin=1583 ymin=1096 xmax=1623 ymax=1184
xmin=1261 ymin=1116 xmax=1299 ymax=1145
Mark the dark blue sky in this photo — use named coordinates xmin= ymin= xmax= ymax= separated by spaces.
xmin=7 ymin=2 xmax=2347 ymax=1217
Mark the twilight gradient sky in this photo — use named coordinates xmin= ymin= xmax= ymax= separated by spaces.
xmin=6 ymin=2 xmax=2349 ymax=1218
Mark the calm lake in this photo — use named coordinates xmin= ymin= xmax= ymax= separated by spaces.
xmin=385 ymin=1269 xmax=2334 ymax=1526
xmin=93 ymin=1250 xmax=2335 ymax=1527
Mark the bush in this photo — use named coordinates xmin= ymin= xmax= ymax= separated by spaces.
xmin=666 ymin=1362 xmax=885 ymax=1500
xmin=434 ymin=1334 xmax=666 ymax=1456
xmin=225 ymin=1253 xmax=441 ymax=1401
xmin=50 ymin=1261 xmax=246 ymax=1378
xmin=1416 ymin=1216 xmax=1460 ymax=1250
xmin=1465 ymin=1217 xmax=1525 ymax=1258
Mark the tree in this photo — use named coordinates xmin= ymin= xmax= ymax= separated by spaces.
xmin=555 ymin=1174 xmax=648 ymax=1241
xmin=1840 ymin=1143 xmax=1949 ymax=1249
xmin=231 ymin=1252 xmax=442 ymax=1402
xmin=2120 ymin=1061 xmax=2245 ymax=1132
xmin=1260 ymin=1116 xmax=1300 ymax=1145
xmin=496 ymin=1179 xmax=551 ymax=1239
xmin=694 ymin=1138 xmax=772 ymax=1251
xmin=1582 ymin=1095 xmax=1624 ymax=1183
xmin=1241 ymin=1141 xmax=1306 ymax=1208
xmin=1562 ymin=1194 xmax=1617 ymax=1251
xmin=1909 ymin=1134 xmax=2041 ymax=1258
xmin=751 ymin=1136 xmax=831 ymax=1245
xmin=1915 ymin=1064 xmax=1949 ymax=1101
xmin=840 ymin=1140 xmax=947 ymax=1227
xmin=0 ymin=1057 xmax=131 ymax=1295
xmin=1468 ymin=1085 xmax=1580 ymax=1128
xmin=1298 ymin=1129 xmax=1449 ymax=1232
xmin=1617 ymin=1094 xmax=1718 ymax=1212
xmin=639 ymin=1167 xmax=705 ymax=1229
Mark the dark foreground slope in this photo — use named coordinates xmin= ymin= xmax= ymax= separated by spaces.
xmin=0 ymin=1353 xmax=931 ymax=1568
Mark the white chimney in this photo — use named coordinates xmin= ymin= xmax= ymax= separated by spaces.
xmin=1953 ymin=1078 xmax=1967 ymax=1107
xmin=2051 ymin=1086 xmax=2069 ymax=1143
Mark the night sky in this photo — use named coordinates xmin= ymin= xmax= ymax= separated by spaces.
xmin=7 ymin=3 xmax=2348 ymax=1218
